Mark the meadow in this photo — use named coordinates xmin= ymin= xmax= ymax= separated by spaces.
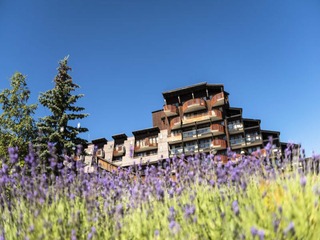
xmin=1 ymin=143 xmax=320 ymax=240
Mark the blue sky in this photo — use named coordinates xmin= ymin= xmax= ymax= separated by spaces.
xmin=0 ymin=0 xmax=319 ymax=156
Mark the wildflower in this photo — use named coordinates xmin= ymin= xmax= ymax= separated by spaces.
xmin=154 ymin=230 xmax=160 ymax=236
xmin=284 ymin=222 xmax=295 ymax=235
xmin=169 ymin=220 xmax=180 ymax=234
xmin=251 ymin=227 xmax=258 ymax=236
xmin=232 ymin=200 xmax=240 ymax=216
xmin=257 ymin=230 xmax=265 ymax=240
xmin=273 ymin=218 xmax=280 ymax=232
xmin=300 ymin=176 xmax=307 ymax=188
xmin=209 ymin=179 xmax=215 ymax=187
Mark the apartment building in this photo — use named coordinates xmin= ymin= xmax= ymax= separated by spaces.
xmin=86 ymin=82 xmax=284 ymax=170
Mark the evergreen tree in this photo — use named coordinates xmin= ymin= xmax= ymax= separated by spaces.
xmin=36 ymin=56 xmax=88 ymax=163
xmin=0 ymin=72 xmax=37 ymax=161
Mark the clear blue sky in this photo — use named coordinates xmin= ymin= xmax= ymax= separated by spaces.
xmin=0 ymin=0 xmax=319 ymax=156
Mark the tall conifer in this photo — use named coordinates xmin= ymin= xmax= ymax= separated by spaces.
xmin=36 ymin=56 xmax=88 ymax=162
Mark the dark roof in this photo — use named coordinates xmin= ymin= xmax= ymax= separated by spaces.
xmin=112 ymin=133 xmax=127 ymax=140
xmin=243 ymin=118 xmax=261 ymax=123
xmin=152 ymin=109 xmax=163 ymax=113
xmin=92 ymin=138 xmax=108 ymax=144
xmin=162 ymin=82 xmax=225 ymax=98
xmin=132 ymin=126 xmax=160 ymax=136
xmin=261 ymin=130 xmax=280 ymax=134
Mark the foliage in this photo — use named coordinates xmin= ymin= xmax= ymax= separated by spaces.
xmin=0 ymin=72 xmax=37 ymax=162
xmin=36 ymin=56 xmax=88 ymax=166
xmin=1 ymin=143 xmax=320 ymax=239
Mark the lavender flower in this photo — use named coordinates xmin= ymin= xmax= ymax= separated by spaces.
xmin=283 ymin=222 xmax=295 ymax=235
xmin=232 ymin=200 xmax=240 ymax=216
xmin=300 ymin=176 xmax=307 ymax=188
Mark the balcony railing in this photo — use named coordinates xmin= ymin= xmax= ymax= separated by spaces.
xmin=210 ymin=124 xmax=225 ymax=135
xmin=246 ymin=135 xmax=263 ymax=146
xmin=167 ymin=133 xmax=182 ymax=142
xmin=212 ymin=139 xmax=227 ymax=150
xmin=163 ymin=104 xmax=178 ymax=117
xmin=211 ymin=92 xmax=225 ymax=107
xmin=98 ymin=159 xmax=119 ymax=172
xmin=170 ymin=147 xmax=183 ymax=155
xmin=170 ymin=117 xmax=182 ymax=129
xmin=211 ymin=109 xmax=223 ymax=121
xmin=230 ymin=139 xmax=246 ymax=149
xmin=214 ymin=155 xmax=228 ymax=163
xmin=184 ymin=146 xmax=198 ymax=153
xmin=134 ymin=142 xmax=158 ymax=152
xmin=182 ymin=129 xmax=197 ymax=139
xmin=183 ymin=110 xmax=222 ymax=125
xmin=113 ymin=145 xmax=125 ymax=157
xmin=228 ymin=123 xmax=244 ymax=134
xmin=182 ymin=98 xmax=206 ymax=114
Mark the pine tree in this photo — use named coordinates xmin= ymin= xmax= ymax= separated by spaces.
xmin=36 ymin=56 xmax=88 ymax=164
xmin=0 ymin=72 xmax=37 ymax=161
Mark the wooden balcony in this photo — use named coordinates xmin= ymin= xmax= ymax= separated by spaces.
xmin=214 ymin=155 xmax=228 ymax=163
xmin=163 ymin=105 xmax=178 ymax=117
xmin=167 ymin=133 xmax=182 ymax=142
xmin=98 ymin=159 xmax=119 ymax=172
xmin=182 ymin=98 xmax=206 ymax=114
xmin=211 ymin=109 xmax=223 ymax=121
xmin=210 ymin=124 xmax=225 ymax=136
xmin=113 ymin=145 xmax=125 ymax=157
xmin=134 ymin=142 xmax=158 ymax=153
xmin=212 ymin=139 xmax=227 ymax=150
xmin=182 ymin=110 xmax=222 ymax=125
xmin=211 ymin=92 xmax=225 ymax=107
xmin=170 ymin=117 xmax=182 ymax=129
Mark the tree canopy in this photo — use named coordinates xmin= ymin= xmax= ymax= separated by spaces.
xmin=0 ymin=72 xmax=37 ymax=161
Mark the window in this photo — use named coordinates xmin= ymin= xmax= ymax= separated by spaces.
xmin=199 ymin=138 xmax=212 ymax=149
xmin=228 ymin=120 xmax=243 ymax=132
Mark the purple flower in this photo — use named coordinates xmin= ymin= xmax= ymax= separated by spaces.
xmin=257 ymin=230 xmax=265 ymax=240
xmin=251 ymin=227 xmax=258 ymax=236
xmin=169 ymin=220 xmax=180 ymax=234
xmin=284 ymin=222 xmax=295 ymax=235
xmin=184 ymin=204 xmax=196 ymax=219
xmin=300 ymin=176 xmax=307 ymax=188
xmin=8 ymin=147 xmax=19 ymax=164
xmin=154 ymin=229 xmax=160 ymax=236
xmin=232 ymin=200 xmax=240 ymax=216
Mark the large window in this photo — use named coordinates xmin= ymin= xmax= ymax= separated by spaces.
xmin=182 ymin=129 xmax=197 ymax=138
xmin=170 ymin=144 xmax=183 ymax=155
xmin=184 ymin=141 xmax=197 ymax=153
xmin=197 ymin=126 xmax=211 ymax=135
xmin=199 ymin=138 xmax=212 ymax=149
xmin=228 ymin=120 xmax=243 ymax=132
xmin=245 ymin=132 xmax=261 ymax=143
xmin=230 ymin=135 xmax=245 ymax=145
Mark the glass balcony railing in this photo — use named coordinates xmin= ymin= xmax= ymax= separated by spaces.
xmin=230 ymin=139 xmax=245 ymax=146
xmin=170 ymin=148 xmax=183 ymax=155
xmin=228 ymin=123 xmax=244 ymax=133
xmin=183 ymin=130 xmax=197 ymax=139
xmin=184 ymin=145 xmax=198 ymax=153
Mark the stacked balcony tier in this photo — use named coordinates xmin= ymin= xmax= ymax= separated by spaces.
xmin=113 ymin=145 xmax=125 ymax=157
xmin=163 ymin=104 xmax=178 ymax=117
xmin=211 ymin=92 xmax=225 ymax=107
xmin=182 ymin=98 xmax=206 ymax=113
